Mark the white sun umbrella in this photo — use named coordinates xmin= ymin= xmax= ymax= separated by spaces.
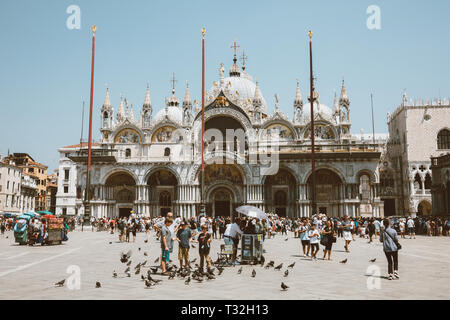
xmin=235 ymin=205 xmax=268 ymax=220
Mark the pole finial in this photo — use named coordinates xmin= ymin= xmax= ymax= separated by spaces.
xmin=308 ymin=30 xmax=313 ymax=39
xmin=91 ymin=25 xmax=97 ymax=34
xmin=202 ymin=28 xmax=206 ymax=38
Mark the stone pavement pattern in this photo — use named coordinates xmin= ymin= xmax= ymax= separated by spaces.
xmin=0 ymin=229 xmax=449 ymax=300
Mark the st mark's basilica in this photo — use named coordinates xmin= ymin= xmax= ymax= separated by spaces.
xmin=57 ymin=52 xmax=387 ymax=219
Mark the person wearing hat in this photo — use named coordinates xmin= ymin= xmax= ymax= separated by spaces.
xmin=176 ymin=221 xmax=192 ymax=269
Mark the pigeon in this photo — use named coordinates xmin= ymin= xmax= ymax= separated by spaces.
xmin=109 ymin=241 xmax=112 ymax=244
xmin=138 ymin=247 xmax=141 ymax=251
xmin=218 ymin=268 xmax=224 ymax=276
xmin=191 ymin=244 xmax=196 ymax=248
xmin=141 ymin=275 xmax=145 ymax=281
xmin=141 ymin=261 xmax=147 ymax=266
xmin=260 ymin=255 xmax=265 ymax=266
xmin=150 ymin=267 xmax=158 ymax=274
xmin=168 ymin=272 xmax=176 ymax=280
xmin=145 ymin=279 xmax=152 ymax=288
xmin=207 ymin=274 xmax=215 ymax=280
xmin=284 ymin=270 xmax=289 ymax=277
xmin=149 ymin=276 xmax=162 ymax=284
xmin=340 ymin=259 xmax=348 ymax=264
xmin=55 ymin=279 xmax=65 ymax=287
xmin=288 ymin=262 xmax=295 ymax=268
xmin=185 ymin=277 xmax=191 ymax=285
xmin=194 ymin=276 xmax=203 ymax=283
xmin=281 ymin=282 xmax=289 ymax=291
xmin=275 ymin=263 xmax=283 ymax=270
xmin=369 ymin=258 xmax=376 ymax=263
xmin=144 ymin=239 xmax=148 ymax=243
xmin=144 ymin=252 xmax=148 ymax=256
xmin=124 ymin=266 xmax=130 ymax=273
xmin=190 ymin=258 xmax=197 ymax=264
xmin=154 ymin=257 xmax=159 ymax=263
xmin=251 ymin=269 xmax=256 ymax=278
xmin=120 ymin=250 xmax=132 ymax=263
xmin=285 ymin=238 xmax=289 ymax=241
xmin=237 ymin=267 xmax=243 ymax=274
xmin=112 ymin=271 xmax=117 ymax=278
xmin=95 ymin=281 xmax=101 ymax=288
xmin=135 ymin=268 xmax=140 ymax=275
xmin=126 ymin=271 xmax=131 ymax=277
xmin=134 ymin=263 xmax=141 ymax=270
xmin=126 ymin=260 xmax=132 ymax=266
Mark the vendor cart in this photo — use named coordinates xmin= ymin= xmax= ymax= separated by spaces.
xmin=44 ymin=217 xmax=65 ymax=245
xmin=240 ymin=234 xmax=263 ymax=264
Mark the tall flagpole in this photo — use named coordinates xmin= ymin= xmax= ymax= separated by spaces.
xmin=84 ymin=25 xmax=96 ymax=227
xmin=308 ymin=30 xmax=317 ymax=217
xmin=371 ymin=94 xmax=375 ymax=145
xmin=200 ymin=28 xmax=206 ymax=216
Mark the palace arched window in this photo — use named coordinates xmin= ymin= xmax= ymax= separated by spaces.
xmin=424 ymin=173 xmax=432 ymax=190
xmin=437 ymin=129 xmax=450 ymax=150
xmin=414 ymin=173 xmax=422 ymax=190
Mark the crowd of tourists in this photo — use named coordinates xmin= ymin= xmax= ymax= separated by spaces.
xmin=2 ymin=212 xmax=449 ymax=281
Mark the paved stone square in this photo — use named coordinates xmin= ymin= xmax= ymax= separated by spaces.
xmin=0 ymin=229 xmax=449 ymax=300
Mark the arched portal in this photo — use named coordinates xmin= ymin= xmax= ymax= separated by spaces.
xmin=264 ymin=169 xmax=296 ymax=217
xmin=209 ymin=187 xmax=234 ymax=218
xmin=417 ymin=200 xmax=432 ymax=215
xmin=147 ymin=169 xmax=178 ymax=217
xmin=201 ymin=164 xmax=244 ymax=218
xmin=105 ymin=171 xmax=136 ymax=218
xmin=307 ymin=169 xmax=343 ymax=216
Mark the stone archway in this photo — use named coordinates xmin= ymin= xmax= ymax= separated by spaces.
xmin=264 ymin=168 xmax=297 ymax=217
xmin=417 ymin=200 xmax=432 ymax=215
xmin=207 ymin=186 xmax=235 ymax=218
xmin=105 ymin=171 xmax=137 ymax=218
xmin=147 ymin=169 xmax=179 ymax=217
xmin=306 ymin=169 xmax=343 ymax=216
xmin=201 ymin=164 xmax=244 ymax=218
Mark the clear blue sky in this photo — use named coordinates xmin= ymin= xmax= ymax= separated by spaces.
xmin=1 ymin=0 xmax=449 ymax=171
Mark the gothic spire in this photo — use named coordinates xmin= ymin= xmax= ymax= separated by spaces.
xmin=128 ymin=103 xmax=135 ymax=122
xmin=143 ymin=83 xmax=152 ymax=107
xmin=339 ymin=77 xmax=349 ymax=105
xmin=183 ymin=81 xmax=192 ymax=107
xmin=253 ymin=81 xmax=263 ymax=105
xmin=103 ymin=87 xmax=111 ymax=107
xmin=294 ymin=80 xmax=303 ymax=107
xmin=333 ymin=90 xmax=339 ymax=111
xmin=117 ymin=95 xmax=125 ymax=122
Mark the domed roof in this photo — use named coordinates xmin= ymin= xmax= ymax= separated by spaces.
xmin=302 ymin=102 xmax=333 ymax=120
xmin=154 ymin=106 xmax=182 ymax=124
xmin=221 ymin=76 xmax=268 ymax=114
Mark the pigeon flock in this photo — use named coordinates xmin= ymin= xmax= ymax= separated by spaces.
xmin=53 ymin=235 xmax=380 ymax=294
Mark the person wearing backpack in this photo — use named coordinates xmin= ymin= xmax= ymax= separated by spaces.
xmin=380 ymin=218 xmax=400 ymax=280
